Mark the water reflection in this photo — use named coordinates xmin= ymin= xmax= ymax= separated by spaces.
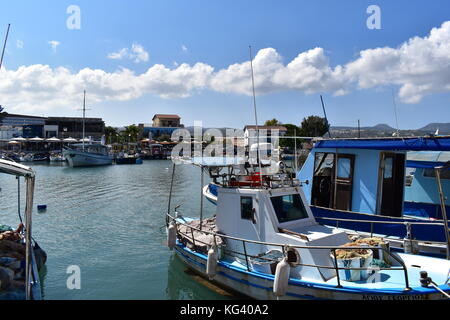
xmin=166 ymin=254 xmax=238 ymax=300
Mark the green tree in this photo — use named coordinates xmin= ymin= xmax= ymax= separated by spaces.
xmin=104 ymin=126 xmax=118 ymax=144
xmin=123 ymin=124 xmax=142 ymax=143
xmin=264 ymin=118 xmax=281 ymax=126
xmin=299 ymin=116 xmax=330 ymax=137
xmin=157 ymin=134 xmax=171 ymax=142
xmin=279 ymin=124 xmax=301 ymax=149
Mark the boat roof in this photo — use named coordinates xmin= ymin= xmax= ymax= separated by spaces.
xmin=314 ymin=136 xmax=450 ymax=151
xmin=0 ymin=159 xmax=35 ymax=177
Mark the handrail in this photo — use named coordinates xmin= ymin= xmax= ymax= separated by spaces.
xmin=315 ymin=216 xmax=449 ymax=245
xmin=167 ymin=212 xmax=412 ymax=290
xmin=315 ymin=216 xmax=447 ymax=227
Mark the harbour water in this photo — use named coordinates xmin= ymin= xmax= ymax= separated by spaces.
xmin=0 ymin=160 xmax=232 ymax=300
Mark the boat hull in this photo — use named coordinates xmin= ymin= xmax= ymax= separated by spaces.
xmin=63 ymin=149 xmax=112 ymax=167
xmin=173 ymin=242 xmax=449 ymax=300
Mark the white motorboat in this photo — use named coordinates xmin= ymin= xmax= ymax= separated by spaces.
xmin=165 ymin=159 xmax=450 ymax=300
xmin=63 ymin=144 xmax=112 ymax=167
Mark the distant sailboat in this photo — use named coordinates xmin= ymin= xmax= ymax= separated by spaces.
xmin=62 ymin=91 xmax=112 ymax=167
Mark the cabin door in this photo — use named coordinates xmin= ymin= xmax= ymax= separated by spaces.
xmin=312 ymin=152 xmax=354 ymax=210
xmin=312 ymin=153 xmax=335 ymax=208
xmin=333 ymin=154 xmax=355 ymax=211
xmin=378 ymin=152 xmax=405 ymax=217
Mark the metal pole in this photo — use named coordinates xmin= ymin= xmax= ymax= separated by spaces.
xmin=358 ymin=120 xmax=361 ymax=138
xmin=24 ymin=175 xmax=35 ymax=300
xmin=249 ymin=46 xmax=263 ymax=187
xmin=82 ymin=90 xmax=86 ymax=151
xmin=294 ymin=128 xmax=298 ymax=173
xmin=435 ymin=167 xmax=450 ymax=259
xmin=17 ymin=176 xmax=22 ymax=223
xmin=166 ymin=163 xmax=176 ymax=226
xmin=320 ymin=95 xmax=332 ymax=138
xmin=199 ymin=165 xmax=204 ymax=231
xmin=0 ymin=24 xmax=10 ymax=70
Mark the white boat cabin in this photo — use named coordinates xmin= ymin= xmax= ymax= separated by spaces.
xmin=215 ymin=184 xmax=349 ymax=281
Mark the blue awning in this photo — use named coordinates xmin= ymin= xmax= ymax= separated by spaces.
xmin=314 ymin=137 xmax=450 ymax=151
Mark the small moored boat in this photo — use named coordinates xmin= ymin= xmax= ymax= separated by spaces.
xmin=166 ymin=158 xmax=450 ymax=300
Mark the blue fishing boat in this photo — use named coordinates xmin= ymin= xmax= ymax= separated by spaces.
xmin=167 ymin=159 xmax=450 ymax=300
xmin=295 ymin=136 xmax=450 ymax=257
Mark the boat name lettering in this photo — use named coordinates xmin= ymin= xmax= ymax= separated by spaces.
xmin=362 ymin=294 xmax=427 ymax=300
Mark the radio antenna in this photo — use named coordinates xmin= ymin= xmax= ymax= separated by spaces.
xmin=320 ymin=95 xmax=332 ymax=138
xmin=391 ymin=88 xmax=400 ymax=137
xmin=0 ymin=24 xmax=11 ymax=70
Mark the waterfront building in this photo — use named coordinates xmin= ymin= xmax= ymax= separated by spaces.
xmin=0 ymin=113 xmax=47 ymax=139
xmin=46 ymin=117 xmax=105 ymax=140
xmin=139 ymin=114 xmax=184 ymax=140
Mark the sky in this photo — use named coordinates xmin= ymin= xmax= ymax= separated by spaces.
xmin=0 ymin=0 xmax=449 ymax=129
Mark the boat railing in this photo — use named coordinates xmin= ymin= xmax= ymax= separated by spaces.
xmin=315 ymin=216 xmax=449 ymax=246
xmin=167 ymin=213 xmax=412 ymax=291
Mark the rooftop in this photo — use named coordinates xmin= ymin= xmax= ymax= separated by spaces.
xmin=244 ymin=125 xmax=287 ymax=131
xmin=152 ymin=114 xmax=181 ymax=120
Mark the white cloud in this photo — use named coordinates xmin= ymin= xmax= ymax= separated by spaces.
xmin=107 ymin=43 xmax=149 ymax=63
xmin=344 ymin=21 xmax=450 ymax=103
xmin=1 ymin=21 xmax=450 ymax=113
xmin=48 ymin=40 xmax=60 ymax=53
xmin=16 ymin=40 xmax=24 ymax=49
xmin=181 ymin=45 xmax=188 ymax=52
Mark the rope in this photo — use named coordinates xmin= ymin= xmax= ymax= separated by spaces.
xmin=430 ymin=281 xmax=450 ymax=299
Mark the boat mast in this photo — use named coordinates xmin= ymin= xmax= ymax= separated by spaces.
xmin=0 ymin=23 xmax=10 ymax=70
xmin=320 ymin=95 xmax=332 ymax=139
xmin=249 ymin=46 xmax=263 ymax=186
xmin=82 ymin=90 xmax=86 ymax=151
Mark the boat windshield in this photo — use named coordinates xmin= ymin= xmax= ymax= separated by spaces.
xmin=270 ymin=194 xmax=309 ymax=223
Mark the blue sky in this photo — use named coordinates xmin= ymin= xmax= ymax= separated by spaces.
xmin=0 ymin=0 xmax=449 ymax=129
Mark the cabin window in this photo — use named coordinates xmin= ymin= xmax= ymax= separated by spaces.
xmin=270 ymin=194 xmax=309 ymax=223
xmin=240 ymin=197 xmax=254 ymax=220
xmin=337 ymin=157 xmax=351 ymax=179
xmin=423 ymin=169 xmax=450 ymax=180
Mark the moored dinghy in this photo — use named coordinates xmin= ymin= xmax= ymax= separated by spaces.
xmin=166 ymin=158 xmax=450 ymax=300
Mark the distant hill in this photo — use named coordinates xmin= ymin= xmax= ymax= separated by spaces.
xmin=418 ymin=123 xmax=450 ymax=134
xmin=329 ymin=122 xmax=450 ymax=138
xmin=332 ymin=123 xmax=396 ymax=131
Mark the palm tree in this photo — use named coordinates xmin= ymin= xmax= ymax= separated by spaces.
xmin=123 ymin=124 xmax=142 ymax=143
xmin=105 ymin=126 xmax=118 ymax=144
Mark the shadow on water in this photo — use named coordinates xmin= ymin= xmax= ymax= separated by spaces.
xmin=166 ymin=254 xmax=244 ymax=300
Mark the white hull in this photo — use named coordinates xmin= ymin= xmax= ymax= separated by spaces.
xmin=63 ymin=149 xmax=112 ymax=167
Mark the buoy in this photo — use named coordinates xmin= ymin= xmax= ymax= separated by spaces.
xmin=167 ymin=222 xmax=177 ymax=250
xmin=206 ymin=246 xmax=218 ymax=280
xmin=273 ymin=257 xmax=290 ymax=297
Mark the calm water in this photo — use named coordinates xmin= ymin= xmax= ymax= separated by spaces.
xmin=0 ymin=161 xmax=231 ymax=300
